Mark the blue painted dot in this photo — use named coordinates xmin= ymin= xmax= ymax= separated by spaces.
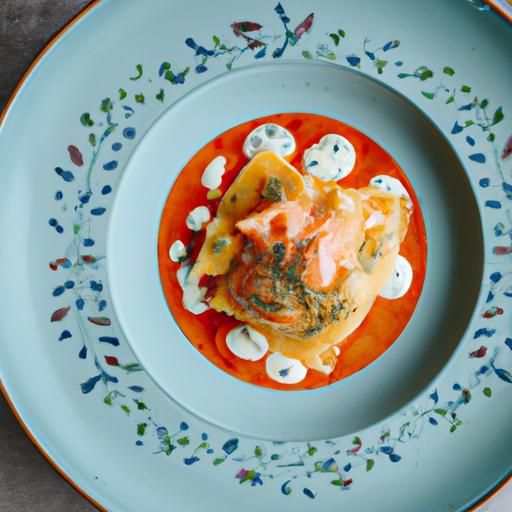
xmin=136 ymin=440 xmax=143 ymax=446
xmin=395 ymin=60 xmax=403 ymax=66
xmin=90 ymin=280 xmax=103 ymax=292
xmin=55 ymin=191 xmax=63 ymax=200
xmin=179 ymin=422 xmax=189 ymax=431
xmin=201 ymin=433 xmax=208 ymax=441
xmin=83 ymin=238 xmax=95 ymax=247
xmin=79 ymin=193 xmax=91 ymax=204
xmin=101 ymin=185 xmax=112 ymax=195
xmin=469 ymin=153 xmax=486 ymax=164
xmin=112 ymin=142 xmax=122 ymax=151
xmin=103 ymin=160 xmax=118 ymax=171
xmin=490 ymin=272 xmax=502 ymax=283
xmin=76 ymin=298 xmax=85 ymax=310
xmin=206 ymin=448 xmax=214 ymax=454
xmin=453 ymin=383 xmax=461 ymax=390
xmin=91 ymin=207 xmax=106 ymax=216
xmin=123 ymin=127 xmax=136 ymax=139
xmin=479 ymin=178 xmax=490 ymax=188
xmin=485 ymin=200 xmax=502 ymax=209
xmin=52 ymin=286 xmax=65 ymax=297
xmin=64 ymin=280 xmax=75 ymax=289
xmin=48 ymin=218 xmax=57 ymax=227
xmin=58 ymin=330 xmax=72 ymax=341
xmin=56 ymin=225 xmax=64 ymax=234
xmin=466 ymin=136 xmax=475 ymax=146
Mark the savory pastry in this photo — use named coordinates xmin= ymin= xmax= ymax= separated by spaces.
xmin=184 ymin=144 xmax=412 ymax=379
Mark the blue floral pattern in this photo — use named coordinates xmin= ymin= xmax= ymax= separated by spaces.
xmin=47 ymin=2 xmax=511 ymax=499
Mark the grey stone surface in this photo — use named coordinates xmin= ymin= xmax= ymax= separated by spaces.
xmin=0 ymin=5 xmax=95 ymax=512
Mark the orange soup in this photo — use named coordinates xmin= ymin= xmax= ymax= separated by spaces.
xmin=157 ymin=113 xmax=427 ymax=390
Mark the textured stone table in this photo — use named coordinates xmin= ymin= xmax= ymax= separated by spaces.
xmin=0 ymin=1 xmax=510 ymax=511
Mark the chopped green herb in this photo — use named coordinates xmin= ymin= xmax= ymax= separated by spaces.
xmin=261 ymin=177 xmax=284 ymax=202
xmin=249 ymin=295 xmax=282 ymax=313
xmin=272 ymin=241 xmax=286 ymax=285
xmin=213 ymin=238 xmax=228 ymax=254
xmin=329 ymin=302 xmax=344 ymax=321
xmin=285 ymin=252 xmax=303 ymax=284
xmin=305 ymin=325 xmax=323 ymax=337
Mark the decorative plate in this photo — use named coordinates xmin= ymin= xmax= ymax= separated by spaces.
xmin=0 ymin=1 xmax=510 ymax=510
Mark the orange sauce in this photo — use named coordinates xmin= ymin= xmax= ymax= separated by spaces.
xmin=157 ymin=113 xmax=427 ymax=390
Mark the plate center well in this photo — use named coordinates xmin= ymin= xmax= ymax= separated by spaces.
xmin=108 ymin=61 xmax=483 ymax=441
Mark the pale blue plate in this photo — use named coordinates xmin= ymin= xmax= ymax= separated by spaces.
xmin=0 ymin=1 xmax=510 ymax=510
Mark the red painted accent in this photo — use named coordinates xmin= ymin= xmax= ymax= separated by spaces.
xmin=104 ymin=356 xmax=119 ymax=366
xmin=470 ymin=346 xmax=488 ymax=358
xmin=68 ymin=145 xmax=84 ymax=167
xmin=493 ymin=246 xmax=512 ymax=255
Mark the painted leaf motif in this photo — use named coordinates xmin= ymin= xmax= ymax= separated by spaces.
xmin=280 ymin=480 xmax=292 ymax=495
xmin=130 ymin=64 xmax=143 ymax=80
xmin=346 ymin=55 xmax=361 ymax=66
xmin=469 ymin=345 xmax=487 ymax=358
xmin=294 ymin=13 xmax=314 ymax=39
xmin=473 ymin=328 xmax=496 ymax=339
xmin=54 ymin=167 xmax=75 ymax=182
xmin=329 ymin=33 xmax=340 ymax=46
xmin=494 ymin=367 xmax=512 ymax=383
xmin=492 ymin=107 xmax=504 ymax=126
xmin=222 ymin=438 xmax=239 ymax=455
xmin=50 ymin=306 xmax=70 ymax=322
xmin=382 ymin=40 xmax=400 ymax=51
xmin=303 ymin=488 xmax=315 ymax=499
xmin=67 ymin=145 xmax=84 ymax=167
xmin=80 ymin=374 xmax=101 ymax=394
xmin=502 ymin=135 xmax=512 ymax=160
xmin=231 ymin=21 xmax=263 ymax=36
xmin=247 ymin=39 xmax=265 ymax=50
xmin=451 ymin=122 xmax=463 ymax=134
xmin=104 ymin=355 xmax=119 ymax=366
xmin=469 ymin=153 xmax=486 ymax=164
xmin=88 ymin=316 xmax=111 ymax=326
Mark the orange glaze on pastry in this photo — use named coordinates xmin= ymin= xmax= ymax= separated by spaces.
xmin=158 ymin=113 xmax=427 ymax=390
